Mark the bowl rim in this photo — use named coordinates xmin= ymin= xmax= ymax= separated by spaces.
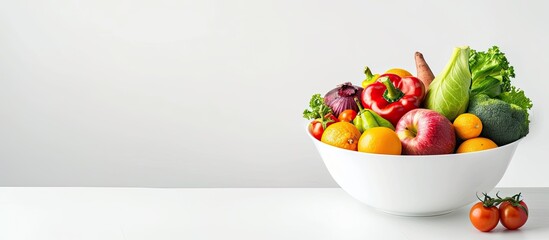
xmin=305 ymin=123 xmax=523 ymax=158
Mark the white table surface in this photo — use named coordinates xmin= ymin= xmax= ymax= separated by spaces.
xmin=1 ymin=187 xmax=547 ymax=240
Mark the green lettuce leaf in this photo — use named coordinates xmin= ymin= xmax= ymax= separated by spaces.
xmin=498 ymin=86 xmax=533 ymax=111
xmin=469 ymin=46 xmax=515 ymax=97
xmin=468 ymin=46 xmax=532 ymax=121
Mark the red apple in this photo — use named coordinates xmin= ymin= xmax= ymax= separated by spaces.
xmin=395 ymin=108 xmax=456 ymax=155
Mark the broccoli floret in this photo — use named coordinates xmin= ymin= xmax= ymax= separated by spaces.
xmin=467 ymin=94 xmax=529 ymax=146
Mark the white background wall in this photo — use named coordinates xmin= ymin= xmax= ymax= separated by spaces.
xmin=1 ymin=0 xmax=547 ymax=187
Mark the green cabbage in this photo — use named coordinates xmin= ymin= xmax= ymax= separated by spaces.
xmin=424 ymin=46 xmax=472 ymax=121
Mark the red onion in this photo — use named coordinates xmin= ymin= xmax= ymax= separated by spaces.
xmin=324 ymin=82 xmax=363 ymax=117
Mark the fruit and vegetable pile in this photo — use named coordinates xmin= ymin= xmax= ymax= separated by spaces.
xmin=303 ymin=46 xmax=533 ymax=155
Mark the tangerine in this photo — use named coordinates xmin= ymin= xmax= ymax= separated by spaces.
xmin=357 ymin=127 xmax=402 ymax=155
xmin=456 ymin=137 xmax=498 ymax=153
xmin=321 ymin=122 xmax=361 ymax=151
xmin=454 ymin=113 xmax=483 ymax=140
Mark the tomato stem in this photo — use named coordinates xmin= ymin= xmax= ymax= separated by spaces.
xmin=493 ymin=192 xmax=529 ymax=216
xmin=477 ymin=192 xmax=499 ymax=207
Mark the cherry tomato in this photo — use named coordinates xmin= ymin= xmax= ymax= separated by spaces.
xmin=338 ymin=109 xmax=358 ymax=122
xmin=308 ymin=115 xmax=338 ymax=141
xmin=499 ymin=200 xmax=528 ymax=230
xmin=470 ymin=202 xmax=500 ymax=232
xmin=309 ymin=120 xmax=324 ymax=140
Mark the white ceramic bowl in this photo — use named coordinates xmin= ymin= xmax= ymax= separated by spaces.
xmin=307 ymin=125 xmax=521 ymax=216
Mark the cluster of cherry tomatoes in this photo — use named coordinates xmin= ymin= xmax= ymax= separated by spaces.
xmin=469 ymin=192 xmax=528 ymax=232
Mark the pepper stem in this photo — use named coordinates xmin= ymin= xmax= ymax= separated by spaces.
xmin=354 ymin=97 xmax=364 ymax=112
xmin=364 ymin=67 xmax=374 ymax=80
xmin=380 ymin=77 xmax=404 ymax=103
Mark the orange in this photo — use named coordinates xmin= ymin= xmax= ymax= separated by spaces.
xmin=385 ymin=68 xmax=413 ymax=77
xmin=321 ymin=122 xmax=361 ymax=151
xmin=357 ymin=127 xmax=402 ymax=155
xmin=456 ymin=137 xmax=498 ymax=153
xmin=453 ymin=113 xmax=483 ymax=140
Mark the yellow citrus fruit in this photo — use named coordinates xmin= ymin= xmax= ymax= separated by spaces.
xmin=453 ymin=113 xmax=483 ymax=140
xmin=385 ymin=68 xmax=413 ymax=77
xmin=456 ymin=137 xmax=498 ymax=153
xmin=321 ymin=122 xmax=361 ymax=151
xmin=357 ymin=127 xmax=402 ymax=155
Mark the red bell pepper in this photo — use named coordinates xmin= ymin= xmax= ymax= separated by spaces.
xmin=360 ymin=73 xmax=425 ymax=126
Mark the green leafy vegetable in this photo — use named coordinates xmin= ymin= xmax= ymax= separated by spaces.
xmin=303 ymin=94 xmax=332 ymax=120
xmin=470 ymin=76 xmax=502 ymax=98
xmin=424 ymin=46 xmax=472 ymax=121
xmin=498 ymin=86 xmax=533 ymax=112
xmin=468 ymin=45 xmax=532 ymax=122
xmin=303 ymin=94 xmax=335 ymax=129
xmin=469 ymin=46 xmax=515 ymax=97
xmin=303 ymin=93 xmax=337 ymax=129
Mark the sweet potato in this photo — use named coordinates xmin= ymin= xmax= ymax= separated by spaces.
xmin=415 ymin=52 xmax=435 ymax=91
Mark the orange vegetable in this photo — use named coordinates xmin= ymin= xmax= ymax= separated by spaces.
xmin=415 ymin=52 xmax=435 ymax=91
